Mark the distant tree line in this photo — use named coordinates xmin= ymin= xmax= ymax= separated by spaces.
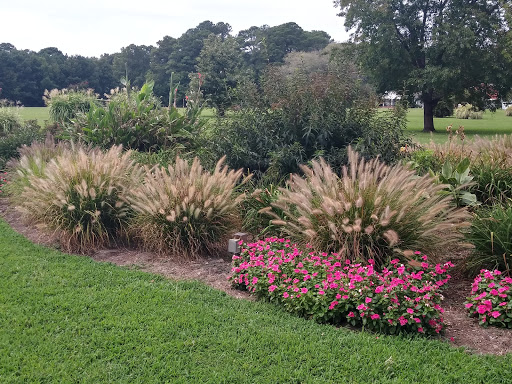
xmin=0 ymin=21 xmax=331 ymax=107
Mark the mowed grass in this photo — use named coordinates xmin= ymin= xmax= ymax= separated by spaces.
xmin=16 ymin=107 xmax=50 ymax=125
xmin=405 ymin=108 xmax=512 ymax=145
xmin=1 ymin=218 xmax=512 ymax=383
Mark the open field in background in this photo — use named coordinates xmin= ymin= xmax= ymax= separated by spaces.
xmin=405 ymin=108 xmax=512 ymax=145
xmin=15 ymin=107 xmax=512 ymax=146
xmin=1 ymin=218 xmax=512 ymax=383
xmin=16 ymin=107 xmax=49 ymax=125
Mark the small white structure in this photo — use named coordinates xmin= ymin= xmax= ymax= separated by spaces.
xmin=381 ymin=91 xmax=401 ymax=107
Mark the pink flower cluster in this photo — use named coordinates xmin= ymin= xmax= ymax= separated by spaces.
xmin=230 ymin=238 xmax=453 ymax=336
xmin=465 ymin=269 xmax=512 ymax=328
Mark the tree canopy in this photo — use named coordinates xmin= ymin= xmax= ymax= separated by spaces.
xmin=0 ymin=20 xmax=332 ymax=107
xmin=336 ymin=0 xmax=512 ymax=131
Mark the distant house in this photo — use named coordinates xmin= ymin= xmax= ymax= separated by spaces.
xmin=381 ymin=91 xmax=401 ymax=107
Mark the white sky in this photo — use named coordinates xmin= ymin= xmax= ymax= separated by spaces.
xmin=0 ymin=0 xmax=349 ymax=57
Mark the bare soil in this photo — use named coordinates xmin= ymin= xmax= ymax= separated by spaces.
xmin=1 ymin=197 xmax=511 ymax=355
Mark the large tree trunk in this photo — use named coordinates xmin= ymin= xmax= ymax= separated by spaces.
xmin=423 ymin=93 xmax=436 ymax=132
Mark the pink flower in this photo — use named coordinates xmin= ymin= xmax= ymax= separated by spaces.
xmin=283 ymin=292 xmax=289 ymax=298
xmin=399 ymin=316 xmax=408 ymax=326
xmin=365 ymin=297 xmax=372 ymax=304
xmin=406 ymin=308 xmax=414 ymax=314
xmin=375 ymin=285 xmax=384 ymax=294
xmin=357 ymin=304 xmax=367 ymax=311
xmin=371 ymin=314 xmax=380 ymax=320
xmin=465 ymin=303 xmax=473 ymax=308
xmin=491 ymin=311 xmax=501 ymax=318
xmin=499 ymin=302 xmax=507 ymax=306
xmin=348 ymin=312 xmax=355 ymax=318
xmin=268 ymin=285 xmax=277 ymax=292
xmin=488 ymin=282 xmax=496 ymax=289
xmin=342 ymin=295 xmax=349 ymax=300
xmin=318 ymin=290 xmax=325 ymax=295
xmin=418 ymin=327 xmax=424 ymax=333
xmin=301 ymin=287 xmax=308 ymax=294
xmin=329 ymin=301 xmax=339 ymax=310
xmin=477 ymin=305 xmax=489 ymax=314
xmin=252 ymin=277 xmax=258 ymax=285
xmin=397 ymin=266 xmax=405 ymax=275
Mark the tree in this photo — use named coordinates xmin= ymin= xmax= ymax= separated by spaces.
xmin=335 ymin=0 xmax=512 ymax=132
xmin=112 ymin=44 xmax=153 ymax=88
xmin=195 ymin=34 xmax=249 ymax=115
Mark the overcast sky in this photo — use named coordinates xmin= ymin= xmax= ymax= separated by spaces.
xmin=1 ymin=0 xmax=349 ymax=57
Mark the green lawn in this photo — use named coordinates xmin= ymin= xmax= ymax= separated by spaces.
xmin=405 ymin=108 xmax=512 ymax=145
xmin=17 ymin=107 xmax=50 ymax=125
xmin=1 ymin=218 xmax=512 ymax=383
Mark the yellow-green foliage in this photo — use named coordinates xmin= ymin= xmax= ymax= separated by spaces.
xmin=505 ymin=105 xmax=512 ymax=117
xmin=126 ymin=156 xmax=248 ymax=258
xmin=269 ymin=148 xmax=470 ymax=266
xmin=43 ymin=88 xmax=98 ymax=124
xmin=17 ymin=145 xmax=143 ymax=251
xmin=455 ymin=104 xmax=483 ymax=119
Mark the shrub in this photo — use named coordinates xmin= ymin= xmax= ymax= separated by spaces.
xmin=268 ymin=148 xmax=470 ymax=267
xmin=505 ymin=105 xmax=512 ymax=117
xmin=210 ymin=61 xmax=408 ymax=179
xmin=455 ymin=104 xmax=483 ymax=119
xmin=68 ymin=82 xmax=204 ymax=152
xmin=433 ymin=99 xmax=454 ymax=118
xmin=231 ymin=238 xmax=452 ymax=335
xmin=465 ymin=205 xmax=512 ymax=274
xmin=43 ymin=88 xmax=99 ymax=124
xmin=17 ymin=145 xmax=143 ymax=251
xmin=0 ymin=106 xmax=23 ymax=135
xmin=0 ymin=120 xmax=44 ymax=170
xmin=125 ymin=156 xmax=249 ymax=258
xmin=465 ymin=270 xmax=512 ymax=328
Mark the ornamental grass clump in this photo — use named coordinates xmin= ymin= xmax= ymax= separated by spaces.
xmin=465 ymin=204 xmax=512 ymax=274
xmin=5 ymin=136 xmax=71 ymax=199
xmin=465 ymin=269 xmax=512 ymax=328
xmin=17 ymin=145 xmax=142 ymax=251
xmin=231 ymin=238 xmax=452 ymax=336
xmin=268 ymin=148 xmax=470 ymax=267
xmin=126 ymin=156 xmax=249 ymax=258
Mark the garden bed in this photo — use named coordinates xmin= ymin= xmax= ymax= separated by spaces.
xmin=1 ymin=197 xmax=511 ymax=355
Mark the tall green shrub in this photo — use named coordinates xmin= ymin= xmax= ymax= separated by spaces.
xmin=210 ymin=64 xmax=409 ymax=179
xmin=43 ymin=88 xmax=99 ymax=124
xmin=68 ymin=82 xmax=204 ymax=152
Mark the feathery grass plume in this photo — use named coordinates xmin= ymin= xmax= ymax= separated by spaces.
xmin=269 ymin=147 xmax=471 ymax=267
xmin=126 ymin=156 xmax=249 ymax=258
xmin=5 ymin=136 xmax=72 ymax=199
xmin=17 ymin=145 xmax=143 ymax=252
